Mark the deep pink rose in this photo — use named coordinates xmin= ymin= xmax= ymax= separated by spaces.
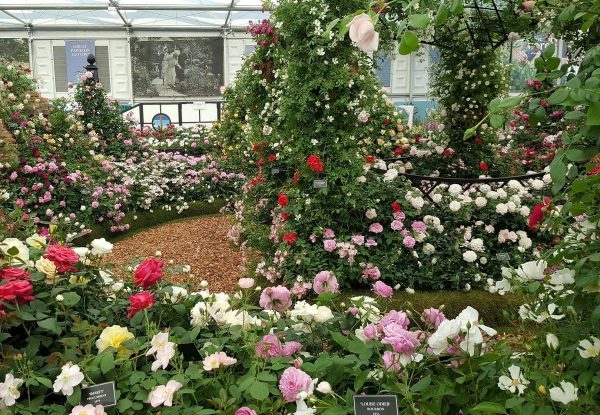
xmin=372 ymin=281 xmax=393 ymax=298
xmin=313 ymin=271 xmax=339 ymax=294
xmin=259 ymin=285 xmax=292 ymax=312
xmin=134 ymin=258 xmax=164 ymax=289
xmin=0 ymin=280 xmax=35 ymax=304
xmin=127 ymin=291 xmax=156 ymax=318
xmin=279 ymin=367 xmax=313 ymax=402
xmin=0 ymin=268 xmax=30 ymax=281
xmin=44 ymin=245 xmax=79 ymax=273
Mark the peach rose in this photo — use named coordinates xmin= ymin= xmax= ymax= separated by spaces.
xmin=348 ymin=14 xmax=380 ymax=53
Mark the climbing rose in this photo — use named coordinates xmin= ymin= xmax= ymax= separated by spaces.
xmin=306 ymin=154 xmax=324 ymax=173
xmin=134 ymin=258 xmax=164 ymax=289
xmin=127 ymin=291 xmax=156 ymax=318
xmin=529 ymin=197 xmax=552 ymax=231
xmin=44 ymin=245 xmax=79 ymax=273
xmin=278 ymin=367 xmax=313 ymax=402
xmin=278 ymin=194 xmax=288 ymax=207
xmin=283 ymin=232 xmax=298 ymax=245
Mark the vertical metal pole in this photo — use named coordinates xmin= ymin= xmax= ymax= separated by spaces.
xmin=27 ymin=26 xmax=34 ymax=75
xmin=126 ymin=26 xmax=134 ymax=105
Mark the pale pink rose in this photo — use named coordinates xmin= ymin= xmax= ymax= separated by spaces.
xmin=365 ymin=238 xmax=378 ymax=247
xmin=256 ymin=334 xmax=283 ymax=358
xmin=363 ymin=323 xmax=379 ymax=340
xmin=351 ymin=235 xmax=365 ymax=245
xmin=348 ymin=13 xmax=380 ymax=53
xmin=238 ymin=278 xmax=255 ymax=289
xmin=380 ymin=310 xmax=410 ymax=329
xmin=411 ymin=221 xmax=427 ymax=233
xmin=282 ymin=341 xmax=303 ymax=356
xmin=522 ymin=0 xmax=535 ymax=11
xmin=393 ymin=211 xmax=406 ymax=221
xmin=391 ymin=220 xmax=404 ymax=231
xmin=381 ymin=322 xmax=420 ymax=354
xmin=323 ymin=239 xmax=337 ymax=252
xmin=403 ymin=236 xmax=416 ymax=248
xmin=372 ymin=281 xmax=394 ymax=298
xmin=313 ymin=270 xmax=339 ymax=294
xmin=369 ymin=222 xmax=384 ymax=233
xmin=422 ymin=307 xmax=446 ymax=328
xmin=323 ymin=228 xmax=335 ymax=238
xmin=259 ymin=286 xmax=292 ymax=312
xmin=362 ymin=264 xmax=381 ymax=280
xmin=278 ymin=367 xmax=313 ymax=402
xmin=382 ymin=350 xmax=402 ymax=372
xmin=69 ymin=405 xmax=107 ymax=415
xmin=235 ymin=408 xmax=257 ymax=415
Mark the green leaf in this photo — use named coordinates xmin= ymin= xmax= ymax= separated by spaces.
xmin=490 ymin=114 xmax=504 ymax=128
xmin=550 ymin=156 xmax=568 ymax=192
xmin=543 ymin=44 xmax=556 ymax=59
xmin=322 ymin=406 xmax=347 ymax=415
xmin=61 ymin=292 xmax=81 ymax=307
xmin=100 ymin=352 xmax=115 ymax=374
xmin=38 ymin=317 xmax=61 ymax=335
xmin=565 ymin=146 xmax=600 ymax=162
xmin=548 ymin=88 xmax=570 ymax=105
xmin=408 ymin=14 xmax=430 ymax=29
xmin=248 ymin=381 xmax=269 ymax=401
xmin=564 ymin=110 xmax=585 ymax=120
xmin=411 ymin=375 xmax=432 ymax=393
xmin=434 ymin=5 xmax=450 ymax=25
xmin=398 ymin=31 xmax=419 ymax=55
xmin=546 ymin=56 xmax=561 ymax=70
xmin=587 ymin=102 xmax=600 ymax=125
xmin=323 ymin=18 xmax=340 ymax=39
xmin=498 ymin=96 xmax=522 ymax=109
xmin=558 ymin=4 xmax=576 ymax=22
xmin=450 ymin=0 xmax=464 ymax=14
xmin=471 ymin=402 xmax=507 ymax=414
xmin=6 ymin=246 xmax=19 ymax=256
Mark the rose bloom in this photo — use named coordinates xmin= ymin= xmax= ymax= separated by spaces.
xmin=313 ymin=271 xmax=339 ymax=294
xmin=372 ymin=281 xmax=393 ymax=298
xmin=134 ymin=258 xmax=164 ymax=289
xmin=69 ymin=404 xmax=107 ymax=415
xmin=44 ymin=244 xmax=79 ymax=273
xmin=278 ymin=193 xmax=288 ymax=207
xmin=323 ymin=239 xmax=337 ymax=252
xmin=235 ymin=408 xmax=257 ymax=415
xmin=0 ymin=268 xmax=30 ymax=281
xmin=381 ymin=322 xmax=421 ymax=354
xmin=278 ymin=367 xmax=313 ymax=402
xmin=238 ymin=278 xmax=255 ymax=289
xmin=96 ymin=325 xmax=134 ymax=353
xmin=422 ymin=307 xmax=446 ymax=328
xmin=0 ymin=279 xmax=35 ymax=304
xmin=283 ymin=232 xmax=298 ymax=245
xmin=348 ymin=13 xmax=380 ymax=53
xmin=391 ymin=220 xmax=403 ymax=231
xmin=380 ymin=310 xmax=410 ymax=329
xmin=306 ymin=154 xmax=324 ymax=173
xmin=256 ymin=333 xmax=283 ymax=358
xmin=403 ymin=236 xmax=416 ymax=248
xmin=259 ymin=285 xmax=292 ymax=312
xmin=127 ymin=291 xmax=156 ymax=318
xmin=369 ymin=222 xmax=384 ymax=233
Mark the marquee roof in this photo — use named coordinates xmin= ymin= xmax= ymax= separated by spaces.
xmin=0 ymin=0 xmax=270 ymax=32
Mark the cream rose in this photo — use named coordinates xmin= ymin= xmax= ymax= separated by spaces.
xmin=35 ymin=257 xmax=61 ymax=284
xmin=348 ymin=14 xmax=380 ymax=53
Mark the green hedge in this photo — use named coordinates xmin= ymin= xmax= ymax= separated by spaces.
xmin=82 ymin=199 xmax=226 ymax=243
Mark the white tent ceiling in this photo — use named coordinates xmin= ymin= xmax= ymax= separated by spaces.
xmin=0 ymin=0 xmax=270 ymax=32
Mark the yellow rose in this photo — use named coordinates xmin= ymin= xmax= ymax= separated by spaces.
xmin=26 ymin=233 xmax=47 ymax=249
xmin=96 ymin=325 xmax=134 ymax=353
xmin=35 ymin=258 xmax=61 ymax=284
xmin=69 ymin=275 xmax=90 ymax=285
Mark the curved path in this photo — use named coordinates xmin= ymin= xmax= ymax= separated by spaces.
xmin=104 ymin=215 xmax=244 ymax=292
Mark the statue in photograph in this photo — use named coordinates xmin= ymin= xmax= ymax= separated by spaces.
xmin=163 ymin=49 xmax=182 ymax=86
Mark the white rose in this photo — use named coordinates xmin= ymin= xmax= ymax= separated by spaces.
xmin=365 ymin=208 xmax=377 ymax=219
xmin=1 ymin=238 xmax=30 ymax=266
xmin=448 ymin=184 xmax=462 ymax=196
xmin=90 ymin=238 xmax=113 ymax=256
xmin=314 ymin=305 xmax=334 ymax=323
xmin=449 ymin=201 xmax=461 ymax=212
xmin=316 ymin=381 xmax=332 ymax=394
xmin=475 ymin=197 xmax=487 ymax=208
xmin=383 ymin=168 xmax=398 ymax=182
xmin=470 ymin=238 xmax=485 ymax=252
xmin=463 ymin=250 xmax=478 ymax=263
xmin=348 ymin=14 xmax=380 ymax=53
xmin=496 ymin=203 xmax=508 ymax=215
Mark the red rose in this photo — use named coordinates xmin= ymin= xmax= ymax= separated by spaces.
xmin=283 ymin=232 xmax=298 ymax=245
xmin=394 ymin=147 xmax=405 ymax=155
xmin=383 ymin=119 xmax=390 ymax=126
xmin=268 ymin=154 xmax=277 ymax=162
xmin=306 ymin=155 xmax=324 ymax=173
xmin=474 ymin=137 xmax=482 ymax=145
xmin=443 ymin=148 xmax=455 ymax=157
xmin=258 ymin=158 xmax=265 ymax=166
xmin=0 ymin=268 xmax=30 ymax=281
xmin=281 ymin=211 xmax=289 ymax=221
xmin=134 ymin=258 xmax=164 ymax=289
xmin=278 ymin=194 xmax=289 ymax=207
xmin=479 ymin=161 xmax=489 ymax=171
xmin=127 ymin=291 xmax=156 ymax=318
xmin=0 ymin=280 xmax=35 ymax=304
xmin=44 ymin=245 xmax=79 ymax=273
xmin=529 ymin=197 xmax=552 ymax=231
xmin=391 ymin=202 xmax=402 ymax=212
xmin=365 ymin=155 xmax=375 ymax=163
xmin=293 ymin=172 xmax=300 ymax=183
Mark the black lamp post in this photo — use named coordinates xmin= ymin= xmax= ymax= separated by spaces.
xmin=84 ymin=53 xmax=100 ymax=82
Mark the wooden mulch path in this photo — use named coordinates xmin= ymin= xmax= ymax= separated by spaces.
xmin=104 ymin=215 xmax=244 ymax=292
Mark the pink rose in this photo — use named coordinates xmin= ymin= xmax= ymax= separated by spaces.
xmin=323 ymin=228 xmax=335 ymax=239
xmin=259 ymin=285 xmax=292 ymax=312
xmin=313 ymin=271 xmax=339 ymax=294
xmin=372 ymin=281 xmax=394 ymax=298
xmin=351 ymin=235 xmax=365 ymax=245
xmin=127 ymin=291 xmax=156 ymax=318
xmin=0 ymin=279 xmax=35 ymax=304
xmin=411 ymin=221 xmax=427 ymax=233
xmin=422 ymin=307 xmax=446 ymax=328
xmin=256 ymin=334 xmax=283 ymax=358
xmin=134 ymin=258 xmax=164 ymax=289
xmin=362 ymin=264 xmax=381 ymax=280
xmin=348 ymin=13 xmax=380 ymax=53
xmin=403 ymin=236 xmax=416 ymax=248
xmin=369 ymin=222 xmax=384 ymax=233
xmin=391 ymin=220 xmax=403 ymax=231
xmin=382 ymin=351 xmax=401 ymax=372
xmin=363 ymin=323 xmax=379 ymax=340
xmin=278 ymin=367 xmax=313 ymax=402
xmin=282 ymin=341 xmax=303 ymax=357
xmin=235 ymin=408 xmax=257 ymax=415
xmin=365 ymin=238 xmax=378 ymax=247
xmin=380 ymin=310 xmax=410 ymax=329
xmin=381 ymin=322 xmax=420 ymax=355
xmin=238 ymin=278 xmax=255 ymax=289
xmin=0 ymin=268 xmax=30 ymax=281
xmin=323 ymin=239 xmax=337 ymax=252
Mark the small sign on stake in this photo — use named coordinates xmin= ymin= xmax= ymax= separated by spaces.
xmin=496 ymin=252 xmax=510 ymax=262
xmin=313 ymin=179 xmax=328 ymax=189
xmin=271 ymin=168 xmax=280 ymax=174
xmin=354 ymin=395 xmax=398 ymax=415
xmin=81 ymin=381 xmax=117 ymax=408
